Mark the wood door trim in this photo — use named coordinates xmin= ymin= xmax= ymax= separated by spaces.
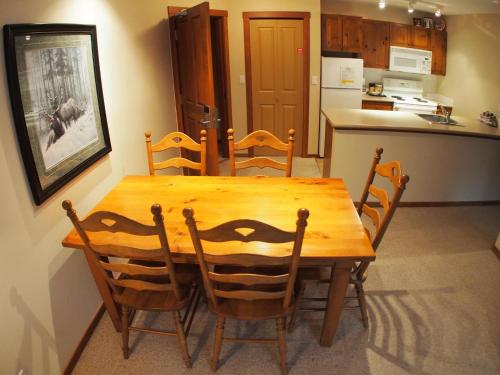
xmin=167 ymin=6 xmax=231 ymax=137
xmin=243 ymin=12 xmax=310 ymax=157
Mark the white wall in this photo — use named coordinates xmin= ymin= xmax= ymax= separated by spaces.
xmin=0 ymin=0 xmax=179 ymax=373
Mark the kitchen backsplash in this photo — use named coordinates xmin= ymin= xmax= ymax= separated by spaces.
xmin=363 ymin=68 xmax=440 ymax=95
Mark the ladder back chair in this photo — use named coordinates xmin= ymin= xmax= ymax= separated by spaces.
xmin=289 ymin=147 xmax=409 ymax=330
xmin=145 ymin=129 xmax=207 ymax=176
xmin=227 ymin=128 xmax=295 ymax=177
xmin=183 ymin=207 xmax=309 ymax=374
xmin=62 ymin=201 xmax=201 ymax=368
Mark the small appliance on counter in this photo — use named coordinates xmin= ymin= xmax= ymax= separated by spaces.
xmin=367 ymin=83 xmax=384 ymax=96
xmin=480 ymin=111 xmax=498 ymax=127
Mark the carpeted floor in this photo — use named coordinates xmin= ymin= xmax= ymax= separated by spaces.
xmin=72 ymin=160 xmax=500 ymax=374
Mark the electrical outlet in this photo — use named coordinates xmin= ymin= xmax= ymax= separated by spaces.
xmin=239 ymin=74 xmax=245 ymax=84
xmin=311 ymin=75 xmax=319 ymax=85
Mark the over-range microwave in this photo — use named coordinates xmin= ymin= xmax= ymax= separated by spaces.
xmin=389 ymin=46 xmax=432 ymax=75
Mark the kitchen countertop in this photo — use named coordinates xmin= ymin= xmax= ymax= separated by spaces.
xmin=322 ymin=108 xmax=500 ymax=140
xmin=362 ymin=93 xmax=395 ymax=103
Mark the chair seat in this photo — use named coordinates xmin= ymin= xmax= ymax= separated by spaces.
xmin=208 ymin=298 xmax=294 ymax=321
xmin=114 ymin=263 xmax=199 ymax=311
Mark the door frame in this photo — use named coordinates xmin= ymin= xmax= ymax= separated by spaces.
xmin=243 ymin=12 xmax=310 ymax=157
xmin=167 ymin=6 xmax=232 ymax=158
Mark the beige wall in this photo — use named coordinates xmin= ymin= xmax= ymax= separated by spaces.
xmin=436 ymin=14 xmax=500 ymax=118
xmin=166 ymin=0 xmax=321 ymax=154
xmin=0 ymin=0 xmax=179 ymax=373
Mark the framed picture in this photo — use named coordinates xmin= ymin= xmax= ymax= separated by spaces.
xmin=3 ymin=24 xmax=111 ymax=205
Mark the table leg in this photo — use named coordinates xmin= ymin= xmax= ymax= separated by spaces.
xmin=319 ymin=261 xmax=354 ymax=347
xmin=83 ymin=250 xmax=121 ymax=332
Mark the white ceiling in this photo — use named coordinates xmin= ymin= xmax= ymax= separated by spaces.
xmin=345 ymin=0 xmax=500 ymax=15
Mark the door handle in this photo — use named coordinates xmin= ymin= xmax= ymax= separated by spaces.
xmin=199 ymin=120 xmax=211 ymax=125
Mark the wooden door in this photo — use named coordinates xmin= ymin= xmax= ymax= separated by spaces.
xmin=362 ymin=20 xmax=389 ymax=69
xmin=431 ymin=30 xmax=447 ymax=75
xmin=170 ymin=2 xmax=219 ymax=175
xmin=249 ymin=19 xmax=304 ymax=156
xmin=390 ymin=23 xmax=412 ymax=47
xmin=412 ymin=27 xmax=430 ymax=49
xmin=342 ymin=16 xmax=363 ymax=53
xmin=321 ymin=14 xmax=342 ymax=52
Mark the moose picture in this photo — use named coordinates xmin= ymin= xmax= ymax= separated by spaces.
xmin=26 ymin=45 xmax=97 ymax=169
xmin=4 ymin=24 xmax=111 ymax=205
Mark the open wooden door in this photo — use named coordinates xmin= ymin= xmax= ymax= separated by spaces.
xmin=169 ymin=2 xmax=219 ymax=175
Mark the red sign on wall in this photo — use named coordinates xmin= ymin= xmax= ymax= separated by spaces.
xmin=297 ymin=47 xmax=304 ymax=54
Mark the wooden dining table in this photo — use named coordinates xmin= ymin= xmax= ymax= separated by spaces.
xmin=61 ymin=175 xmax=375 ymax=347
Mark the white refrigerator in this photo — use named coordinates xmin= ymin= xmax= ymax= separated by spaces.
xmin=319 ymin=57 xmax=363 ymax=157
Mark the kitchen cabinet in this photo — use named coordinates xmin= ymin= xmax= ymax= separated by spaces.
xmin=362 ymin=100 xmax=394 ymax=111
xmin=321 ymin=14 xmax=362 ymax=53
xmin=342 ymin=16 xmax=363 ymax=53
xmin=412 ymin=27 xmax=430 ymax=49
xmin=362 ymin=20 xmax=390 ymax=69
xmin=390 ymin=23 xmax=412 ymax=47
xmin=431 ymin=30 xmax=447 ymax=75
xmin=321 ymin=14 xmax=342 ymax=51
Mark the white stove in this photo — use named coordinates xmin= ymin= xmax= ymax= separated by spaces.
xmin=383 ymin=78 xmax=438 ymax=114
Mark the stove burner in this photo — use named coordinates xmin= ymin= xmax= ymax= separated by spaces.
xmin=413 ymin=97 xmax=428 ymax=103
xmin=392 ymin=95 xmax=404 ymax=101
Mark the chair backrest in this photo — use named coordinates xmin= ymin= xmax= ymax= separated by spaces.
xmin=358 ymin=148 xmax=410 ymax=251
xmin=227 ymin=128 xmax=295 ymax=177
xmin=145 ymin=130 xmax=207 ymax=176
xmin=62 ymin=200 xmax=186 ymax=301
xmin=183 ymin=207 xmax=309 ymax=311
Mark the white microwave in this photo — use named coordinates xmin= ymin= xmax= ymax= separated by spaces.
xmin=389 ymin=46 xmax=432 ymax=75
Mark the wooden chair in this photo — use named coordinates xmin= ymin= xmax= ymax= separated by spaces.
xmin=227 ymin=128 xmax=295 ymax=177
xmin=145 ymin=129 xmax=207 ymax=175
xmin=183 ymin=207 xmax=309 ymax=374
xmin=288 ymin=148 xmax=409 ymax=330
xmin=62 ymin=200 xmax=201 ymax=368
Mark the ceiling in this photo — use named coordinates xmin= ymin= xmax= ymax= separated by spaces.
xmin=344 ymin=0 xmax=500 ymax=15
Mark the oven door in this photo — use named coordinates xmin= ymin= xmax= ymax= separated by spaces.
xmin=394 ymin=103 xmax=436 ymax=114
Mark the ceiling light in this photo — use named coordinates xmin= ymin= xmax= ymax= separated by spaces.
xmin=379 ymin=0 xmax=386 ymax=9
xmin=408 ymin=1 xmax=415 ymax=13
xmin=435 ymin=7 xmax=442 ymax=17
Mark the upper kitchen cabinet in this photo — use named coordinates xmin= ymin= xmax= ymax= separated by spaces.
xmin=342 ymin=16 xmax=363 ymax=53
xmin=321 ymin=14 xmax=342 ymax=51
xmin=322 ymin=14 xmax=363 ymax=53
xmin=362 ymin=20 xmax=390 ymax=69
xmin=412 ymin=27 xmax=430 ymax=49
xmin=390 ymin=23 xmax=412 ymax=47
xmin=431 ymin=30 xmax=447 ymax=75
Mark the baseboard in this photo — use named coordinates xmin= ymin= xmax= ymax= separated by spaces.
xmin=357 ymin=201 xmax=500 ymax=208
xmin=62 ymin=303 xmax=105 ymax=375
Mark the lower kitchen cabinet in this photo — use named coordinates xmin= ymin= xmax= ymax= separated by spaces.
xmin=362 ymin=100 xmax=394 ymax=111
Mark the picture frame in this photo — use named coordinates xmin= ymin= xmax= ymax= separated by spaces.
xmin=3 ymin=24 xmax=111 ymax=205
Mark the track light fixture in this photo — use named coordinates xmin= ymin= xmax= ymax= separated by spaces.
xmin=408 ymin=1 xmax=415 ymax=13
xmin=435 ymin=7 xmax=442 ymax=17
xmin=378 ymin=0 xmax=386 ymax=9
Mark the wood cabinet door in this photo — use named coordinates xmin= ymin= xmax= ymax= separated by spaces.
xmin=412 ymin=27 xmax=430 ymax=49
xmin=342 ymin=16 xmax=363 ymax=52
xmin=431 ymin=30 xmax=447 ymax=75
xmin=321 ymin=14 xmax=342 ymax=52
xmin=362 ymin=20 xmax=389 ymax=69
xmin=390 ymin=23 xmax=412 ymax=47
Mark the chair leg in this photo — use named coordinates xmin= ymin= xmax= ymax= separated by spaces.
xmin=121 ymin=306 xmax=130 ymax=359
xmin=355 ymin=281 xmax=369 ymax=328
xmin=288 ymin=281 xmax=305 ymax=332
xmin=172 ymin=310 xmax=192 ymax=368
xmin=276 ymin=317 xmax=288 ymax=375
xmin=211 ymin=316 xmax=225 ymax=371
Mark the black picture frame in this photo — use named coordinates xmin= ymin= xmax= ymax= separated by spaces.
xmin=3 ymin=23 xmax=111 ymax=205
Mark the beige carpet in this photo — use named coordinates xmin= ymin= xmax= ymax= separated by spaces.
xmin=73 ymin=191 xmax=500 ymax=374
